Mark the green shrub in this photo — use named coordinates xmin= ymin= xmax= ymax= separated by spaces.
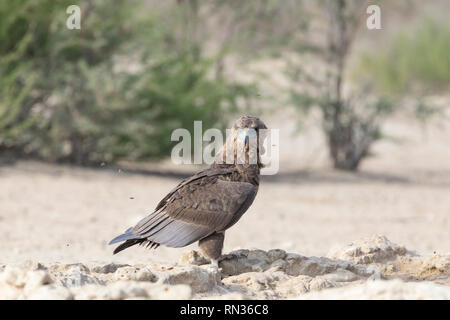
xmin=357 ymin=17 xmax=450 ymax=96
xmin=0 ymin=0 xmax=255 ymax=165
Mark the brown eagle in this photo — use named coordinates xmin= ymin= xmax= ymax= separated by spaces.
xmin=109 ymin=115 xmax=267 ymax=266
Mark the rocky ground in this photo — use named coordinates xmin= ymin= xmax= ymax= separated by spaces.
xmin=1 ymin=235 xmax=449 ymax=299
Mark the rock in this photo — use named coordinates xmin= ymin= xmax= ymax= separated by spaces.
xmin=0 ymin=266 xmax=27 ymax=299
xmin=72 ymin=283 xmax=121 ymax=300
xmin=247 ymin=249 xmax=270 ymax=263
xmin=0 ymin=284 xmax=21 ymax=299
xmin=61 ymin=263 xmax=90 ymax=273
xmin=308 ymin=277 xmax=337 ymax=291
xmin=156 ymin=265 xmax=220 ymax=293
xmin=186 ymin=247 xmax=377 ymax=281
xmin=222 ymin=271 xmax=338 ymax=299
xmin=92 ymin=263 xmax=130 ymax=274
xmin=27 ymin=285 xmax=73 ymax=300
xmin=0 ymin=266 xmax=28 ymax=288
xmin=0 ymin=266 xmax=51 ymax=287
xmin=60 ymin=265 xmax=103 ymax=288
xmin=300 ymin=279 xmax=450 ymax=300
xmin=20 ymin=260 xmax=46 ymax=271
xmin=180 ymin=250 xmax=209 ymax=266
xmin=73 ymin=281 xmax=191 ymax=300
xmin=204 ymin=292 xmax=247 ymax=300
xmin=267 ymin=249 xmax=287 ymax=262
xmin=145 ymin=283 xmax=192 ymax=300
xmin=285 ymin=254 xmax=372 ymax=278
xmin=275 ymin=275 xmax=312 ymax=297
xmin=106 ymin=282 xmax=148 ymax=300
xmin=114 ymin=266 xmax=156 ymax=282
xmin=269 ymin=259 xmax=288 ymax=271
xmin=74 ymin=282 xmax=145 ymax=300
xmin=1 ymin=236 xmax=448 ymax=300
xmin=421 ymin=255 xmax=450 ymax=275
xmin=220 ymin=258 xmax=255 ymax=276
xmin=60 ymin=274 xmax=101 ymax=287
xmin=219 ymin=249 xmax=270 ymax=276
xmin=328 ymin=235 xmax=407 ymax=264
xmin=24 ymin=270 xmax=53 ymax=295
xmin=0 ymin=267 xmax=55 ymax=299
xmin=366 ymin=266 xmax=383 ymax=280
xmin=222 ymin=271 xmax=290 ymax=299
xmin=321 ymin=268 xmax=362 ymax=282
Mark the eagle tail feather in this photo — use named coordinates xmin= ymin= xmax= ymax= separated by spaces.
xmin=108 ymin=227 xmax=137 ymax=245
xmin=112 ymin=239 xmax=146 ymax=255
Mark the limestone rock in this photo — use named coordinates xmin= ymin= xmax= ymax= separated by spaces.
xmin=285 ymin=254 xmax=373 ymax=278
xmin=321 ymin=268 xmax=362 ymax=282
xmin=180 ymin=251 xmax=209 ymax=266
xmin=73 ymin=281 xmax=191 ymax=300
xmin=23 ymin=270 xmax=53 ymax=295
xmin=328 ymin=235 xmax=408 ymax=264
xmin=203 ymin=292 xmax=247 ymax=300
xmin=27 ymin=285 xmax=73 ymax=300
xmin=114 ymin=266 xmax=156 ymax=282
xmin=20 ymin=260 xmax=46 ymax=271
xmin=222 ymin=271 xmax=291 ymax=299
xmin=274 ymin=275 xmax=312 ymax=297
xmin=267 ymin=249 xmax=287 ymax=262
xmin=91 ymin=263 xmax=130 ymax=274
xmin=60 ymin=265 xmax=103 ymax=288
xmin=145 ymin=283 xmax=192 ymax=300
xmin=300 ymin=279 xmax=450 ymax=300
xmin=421 ymin=255 xmax=450 ymax=275
xmin=0 ymin=266 xmax=55 ymax=299
xmin=309 ymin=277 xmax=338 ymax=291
xmin=1 ymin=236 xmax=448 ymax=300
xmin=60 ymin=263 xmax=90 ymax=273
xmin=222 ymin=271 xmax=339 ymax=299
xmin=219 ymin=249 xmax=286 ymax=276
xmin=156 ymin=265 xmax=220 ymax=293
xmin=0 ymin=266 xmax=28 ymax=288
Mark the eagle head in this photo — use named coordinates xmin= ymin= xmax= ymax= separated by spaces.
xmin=219 ymin=115 xmax=268 ymax=167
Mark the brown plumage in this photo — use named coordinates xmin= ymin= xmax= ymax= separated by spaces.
xmin=109 ymin=115 xmax=267 ymax=265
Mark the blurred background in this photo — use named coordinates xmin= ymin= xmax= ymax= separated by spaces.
xmin=0 ymin=0 xmax=449 ymax=264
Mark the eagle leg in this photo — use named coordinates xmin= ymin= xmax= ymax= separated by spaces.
xmin=198 ymin=232 xmax=225 ymax=263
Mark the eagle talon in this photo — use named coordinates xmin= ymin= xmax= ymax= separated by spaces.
xmin=211 ymin=259 xmax=219 ymax=268
xmin=210 ymin=259 xmax=223 ymax=273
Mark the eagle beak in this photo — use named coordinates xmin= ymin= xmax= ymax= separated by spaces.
xmin=238 ymin=128 xmax=256 ymax=150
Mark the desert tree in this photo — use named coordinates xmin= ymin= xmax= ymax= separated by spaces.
xmin=207 ymin=0 xmax=384 ymax=170
xmin=286 ymin=0 xmax=392 ymax=170
xmin=286 ymin=0 xmax=447 ymax=170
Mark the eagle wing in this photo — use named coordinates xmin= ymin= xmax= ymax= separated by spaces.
xmin=110 ymin=170 xmax=257 ymax=250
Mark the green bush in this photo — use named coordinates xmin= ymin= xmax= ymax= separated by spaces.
xmin=357 ymin=18 xmax=450 ymax=96
xmin=0 ymin=0 xmax=255 ymax=165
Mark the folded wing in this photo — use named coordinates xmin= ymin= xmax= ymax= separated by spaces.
xmin=110 ymin=176 xmax=257 ymax=251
